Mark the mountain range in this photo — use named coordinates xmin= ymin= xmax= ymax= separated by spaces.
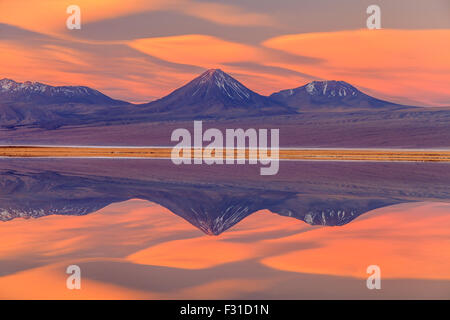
xmin=0 ymin=78 xmax=127 ymax=105
xmin=0 ymin=69 xmax=412 ymax=129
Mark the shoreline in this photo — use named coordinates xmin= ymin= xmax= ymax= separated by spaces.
xmin=0 ymin=146 xmax=450 ymax=162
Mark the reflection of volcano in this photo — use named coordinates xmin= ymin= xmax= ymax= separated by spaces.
xmin=271 ymin=196 xmax=403 ymax=226
xmin=1 ymin=160 xmax=449 ymax=234
xmin=147 ymin=186 xmax=293 ymax=235
xmin=0 ymin=170 xmax=293 ymax=234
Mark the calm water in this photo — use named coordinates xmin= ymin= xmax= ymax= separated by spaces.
xmin=0 ymin=159 xmax=449 ymax=299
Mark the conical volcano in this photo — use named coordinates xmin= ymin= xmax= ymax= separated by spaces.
xmin=141 ymin=69 xmax=292 ymax=119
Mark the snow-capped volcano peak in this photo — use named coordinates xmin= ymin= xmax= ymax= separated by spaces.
xmin=198 ymin=68 xmax=224 ymax=80
xmin=304 ymin=80 xmax=360 ymax=97
xmin=198 ymin=68 xmax=229 ymax=82
xmin=141 ymin=68 xmax=291 ymax=118
xmin=269 ymin=79 xmax=402 ymax=110
xmin=192 ymin=68 xmax=252 ymax=101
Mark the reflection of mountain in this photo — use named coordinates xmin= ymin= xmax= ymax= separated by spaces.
xmin=0 ymin=171 xmax=127 ymax=221
xmin=270 ymin=196 xmax=402 ymax=226
xmin=0 ymin=169 xmax=292 ymax=234
xmin=1 ymin=160 xmax=449 ymax=234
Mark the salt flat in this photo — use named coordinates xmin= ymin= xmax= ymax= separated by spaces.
xmin=1 ymin=146 xmax=450 ymax=162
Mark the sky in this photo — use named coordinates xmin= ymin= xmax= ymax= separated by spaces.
xmin=0 ymin=0 xmax=449 ymax=105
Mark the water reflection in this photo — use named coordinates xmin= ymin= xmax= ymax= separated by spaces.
xmin=1 ymin=159 xmax=449 ymax=234
xmin=1 ymin=159 xmax=450 ymax=299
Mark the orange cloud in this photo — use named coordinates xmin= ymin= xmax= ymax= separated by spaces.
xmin=2 ymin=3 xmax=449 ymax=105
xmin=0 ymin=0 xmax=159 ymax=37
xmin=263 ymin=29 xmax=450 ymax=106
xmin=128 ymin=35 xmax=313 ymax=96
xmin=0 ymin=39 xmax=195 ymax=102
xmin=129 ymin=34 xmax=264 ymax=67
xmin=180 ymin=1 xmax=275 ymax=27
xmin=0 ymin=0 xmax=273 ymax=38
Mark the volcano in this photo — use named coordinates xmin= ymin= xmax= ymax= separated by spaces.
xmin=270 ymin=80 xmax=405 ymax=111
xmin=140 ymin=69 xmax=292 ymax=119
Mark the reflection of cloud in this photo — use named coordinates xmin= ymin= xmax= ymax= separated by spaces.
xmin=0 ymin=262 xmax=151 ymax=299
xmin=262 ymin=202 xmax=450 ymax=280
xmin=128 ymin=238 xmax=257 ymax=269
xmin=0 ymin=200 xmax=449 ymax=299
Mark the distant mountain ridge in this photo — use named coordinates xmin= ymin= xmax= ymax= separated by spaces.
xmin=0 ymin=69 xmax=418 ymax=128
xmin=270 ymin=80 xmax=403 ymax=110
xmin=0 ymin=78 xmax=127 ymax=105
